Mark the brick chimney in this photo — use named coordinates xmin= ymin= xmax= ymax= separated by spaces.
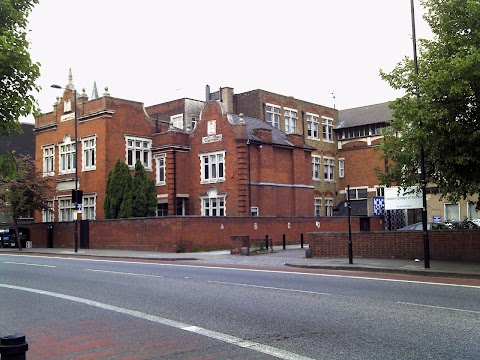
xmin=253 ymin=128 xmax=273 ymax=143
xmin=286 ymin=133 xmax=305 ymax=147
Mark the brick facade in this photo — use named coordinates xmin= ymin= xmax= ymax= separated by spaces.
xmin=35 ymin=83 xmax=316 ymax=222
xmin=35 ymin=90 xmax=157 ymax=221
xmin=232 ymin=89 xmax=341 ymax=212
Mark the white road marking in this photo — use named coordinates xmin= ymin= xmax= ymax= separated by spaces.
xmin=398 ymin=301 xmax=480 ymax=315
xmin=0 ymin=283 xmax=314 ymax=360
xmin=1 ymin=253 xmax=480 ymax=289
xmin=208 ymin=280 xmax=333 ymax=296
xmin=86 ymin=269 xmax=164 ymax=278
xmin=4 ymin=261 xmax=56 ymax=268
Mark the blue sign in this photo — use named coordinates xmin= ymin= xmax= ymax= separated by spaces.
xmin=433 ymin=216 xmax=442 ymax=222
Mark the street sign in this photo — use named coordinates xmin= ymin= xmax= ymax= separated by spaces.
xmin=384 ymin=186 xmax=423 ymax=210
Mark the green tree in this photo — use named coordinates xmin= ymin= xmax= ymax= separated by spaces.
xmin=378 ymin=0 xmax=480 ymax=203
xmin=0 ymin=155 xmax=53 ymax=250
xmin=120 ymin=160 xmax=156 ymax=218
xmin=0 ymin=0 xmax=40 ymax=178
xmin=103 ymin=160 xmax=131 ymax=219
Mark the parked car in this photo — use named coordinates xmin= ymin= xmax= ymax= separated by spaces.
xmin=471 ymin=218 xmax=480 ymax=226
xmin=447 ymin=219 xmax=480 ymax=229
xmin=397 ymin=222 xmax=447 ymax=231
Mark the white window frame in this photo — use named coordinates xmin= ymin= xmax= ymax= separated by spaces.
xmin=201 ymin=188 xmax=226 ymax=216
xmin=64 ymin=99 xmax=72 ymax=113
xmin=348 ymin=187 xmax=368 ymax=200
xmin=82 ymin=136 xmax=96 ymax=171
xmin=338 ymin=159 xmax=345 ymax=178
xmin=171 ymin=114 xmax=183 ymax=130
xmin=250 ymin=206 xmax=259 ymax=216
xmin=467 ymin=202 xmax=480 ymax=220
xmin=191 ymin=116 xmax=198 ymax=131
xmin=82 ymin=195 xmax=96 ymax=220
xmin=125 ymin=136 xmax=152 ymax=170
xmin=155 ymin=154 xmax=166 ymax=186
xmin=307 ymin=113 xmax=319 ymax=140
xmin=322 ymin=116 xmax=334 ymax=142
xmin=42 ymin=200 xmax=54 ymax=222
xmin=312 ymin=155 xmax=321 ymax=181
xmin=444 ymin=203 xmax=460 ymax=222
xmin=157 ymin=201 xmax=168 ymax=217
xmin=42 ymin=145 xmax=55 ymax=176
xmin=266 ymin=103 xmax=280 ymax=129
xmin=59 ymin=135 xmax=76 ymax=174
xmin=176 ymin=198 xmax=186 ymax=216
xmin=324 ymin=157 xmax=335 ymax=182
xmin=325 ymin=198 xmax=334 ymax=216
xmin=200 ymin=150 xmax=225 ymax=184
xmin=375 ymin=186 xmax=385 ymax=197
xmin=59 ymin=197 xmax=73 ymax=222
xmin=314 ymin=197 xmax=322 ymax=217
xmin=284 ymin=108 xmax=297 ymax=134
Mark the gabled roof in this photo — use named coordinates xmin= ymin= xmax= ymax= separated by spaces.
xmin=337 ymin=102 xmax=393 ymax=129
xmin=228 ymin=113 xmax=315 ymax=150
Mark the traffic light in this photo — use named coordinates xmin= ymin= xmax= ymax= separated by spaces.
xmin=71 ymin=189 xmax=83 ymax=204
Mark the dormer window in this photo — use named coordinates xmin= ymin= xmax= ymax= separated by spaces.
xmin=171 ymin=114 xmax=183 ymax=129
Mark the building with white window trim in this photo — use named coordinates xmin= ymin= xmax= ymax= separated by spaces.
xmin=34 ymin=75 xmax=316 ymax=224
xmin=335 ymin=102 xmax=480 ymax=229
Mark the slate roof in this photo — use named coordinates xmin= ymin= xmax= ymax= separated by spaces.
xmin=337 ymin=102 xmax=393 ymax=129
xmin=228 ymin=113 xmax=315 ymax=150
xmin=334 ymin=200 xmax=368 ymax=217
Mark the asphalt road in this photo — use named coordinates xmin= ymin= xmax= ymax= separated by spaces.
xmin=1 ymin=253 xmax=479 ymax=359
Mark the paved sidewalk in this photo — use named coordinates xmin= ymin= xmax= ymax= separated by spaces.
xmin=1 ymin=245 xmax=480 ymax=279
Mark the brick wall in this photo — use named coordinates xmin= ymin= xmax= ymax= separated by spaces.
xmin=309 ymin=230 xmax=480 ymax=261
xmin=26 ymin=216 xmax=383 ymax=252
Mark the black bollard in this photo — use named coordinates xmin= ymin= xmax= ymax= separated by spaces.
xmin=283 ymin=234 xmax=286 ymax=250
xmin=300 ymin=233 xmax=304 ymax=248
xmin=0 ymin=333 xmax=28 ymax=360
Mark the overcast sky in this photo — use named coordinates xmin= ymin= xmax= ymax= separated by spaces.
xmin=24 ymin=0 xmax=432 ymax=123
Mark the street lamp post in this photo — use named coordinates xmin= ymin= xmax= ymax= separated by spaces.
xmin=410 ymin=0 xmax=430 ymax=268
xmin=347 ymin=185 xmax=353 ymax=264
xmin=51 ymin=84 xmax=79 ymax=253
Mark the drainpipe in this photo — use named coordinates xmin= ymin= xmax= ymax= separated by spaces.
xmin=173 ymin=149 xmax=177 ymax=215
xmin=247 ymin=139 xmax=252 ymax=216
xmin=302 ymin=110 xmax=305 ymax=141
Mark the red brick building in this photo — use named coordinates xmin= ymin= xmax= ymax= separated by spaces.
xmin=336 ymin=102 xmax=480 ymax=227
xmin=34 ymin=76 xmax=315 ymax=223
xmin=335 ymin=102 xmax=392 ymax=218
xmin=214 ymin=87 xmax=340 ymax=216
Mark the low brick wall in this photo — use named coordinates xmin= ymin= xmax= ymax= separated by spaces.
xmin=308 ymin=230 xmax=480 ymax=262
xmin=25 ymin=216 xmax=384 ymax=252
